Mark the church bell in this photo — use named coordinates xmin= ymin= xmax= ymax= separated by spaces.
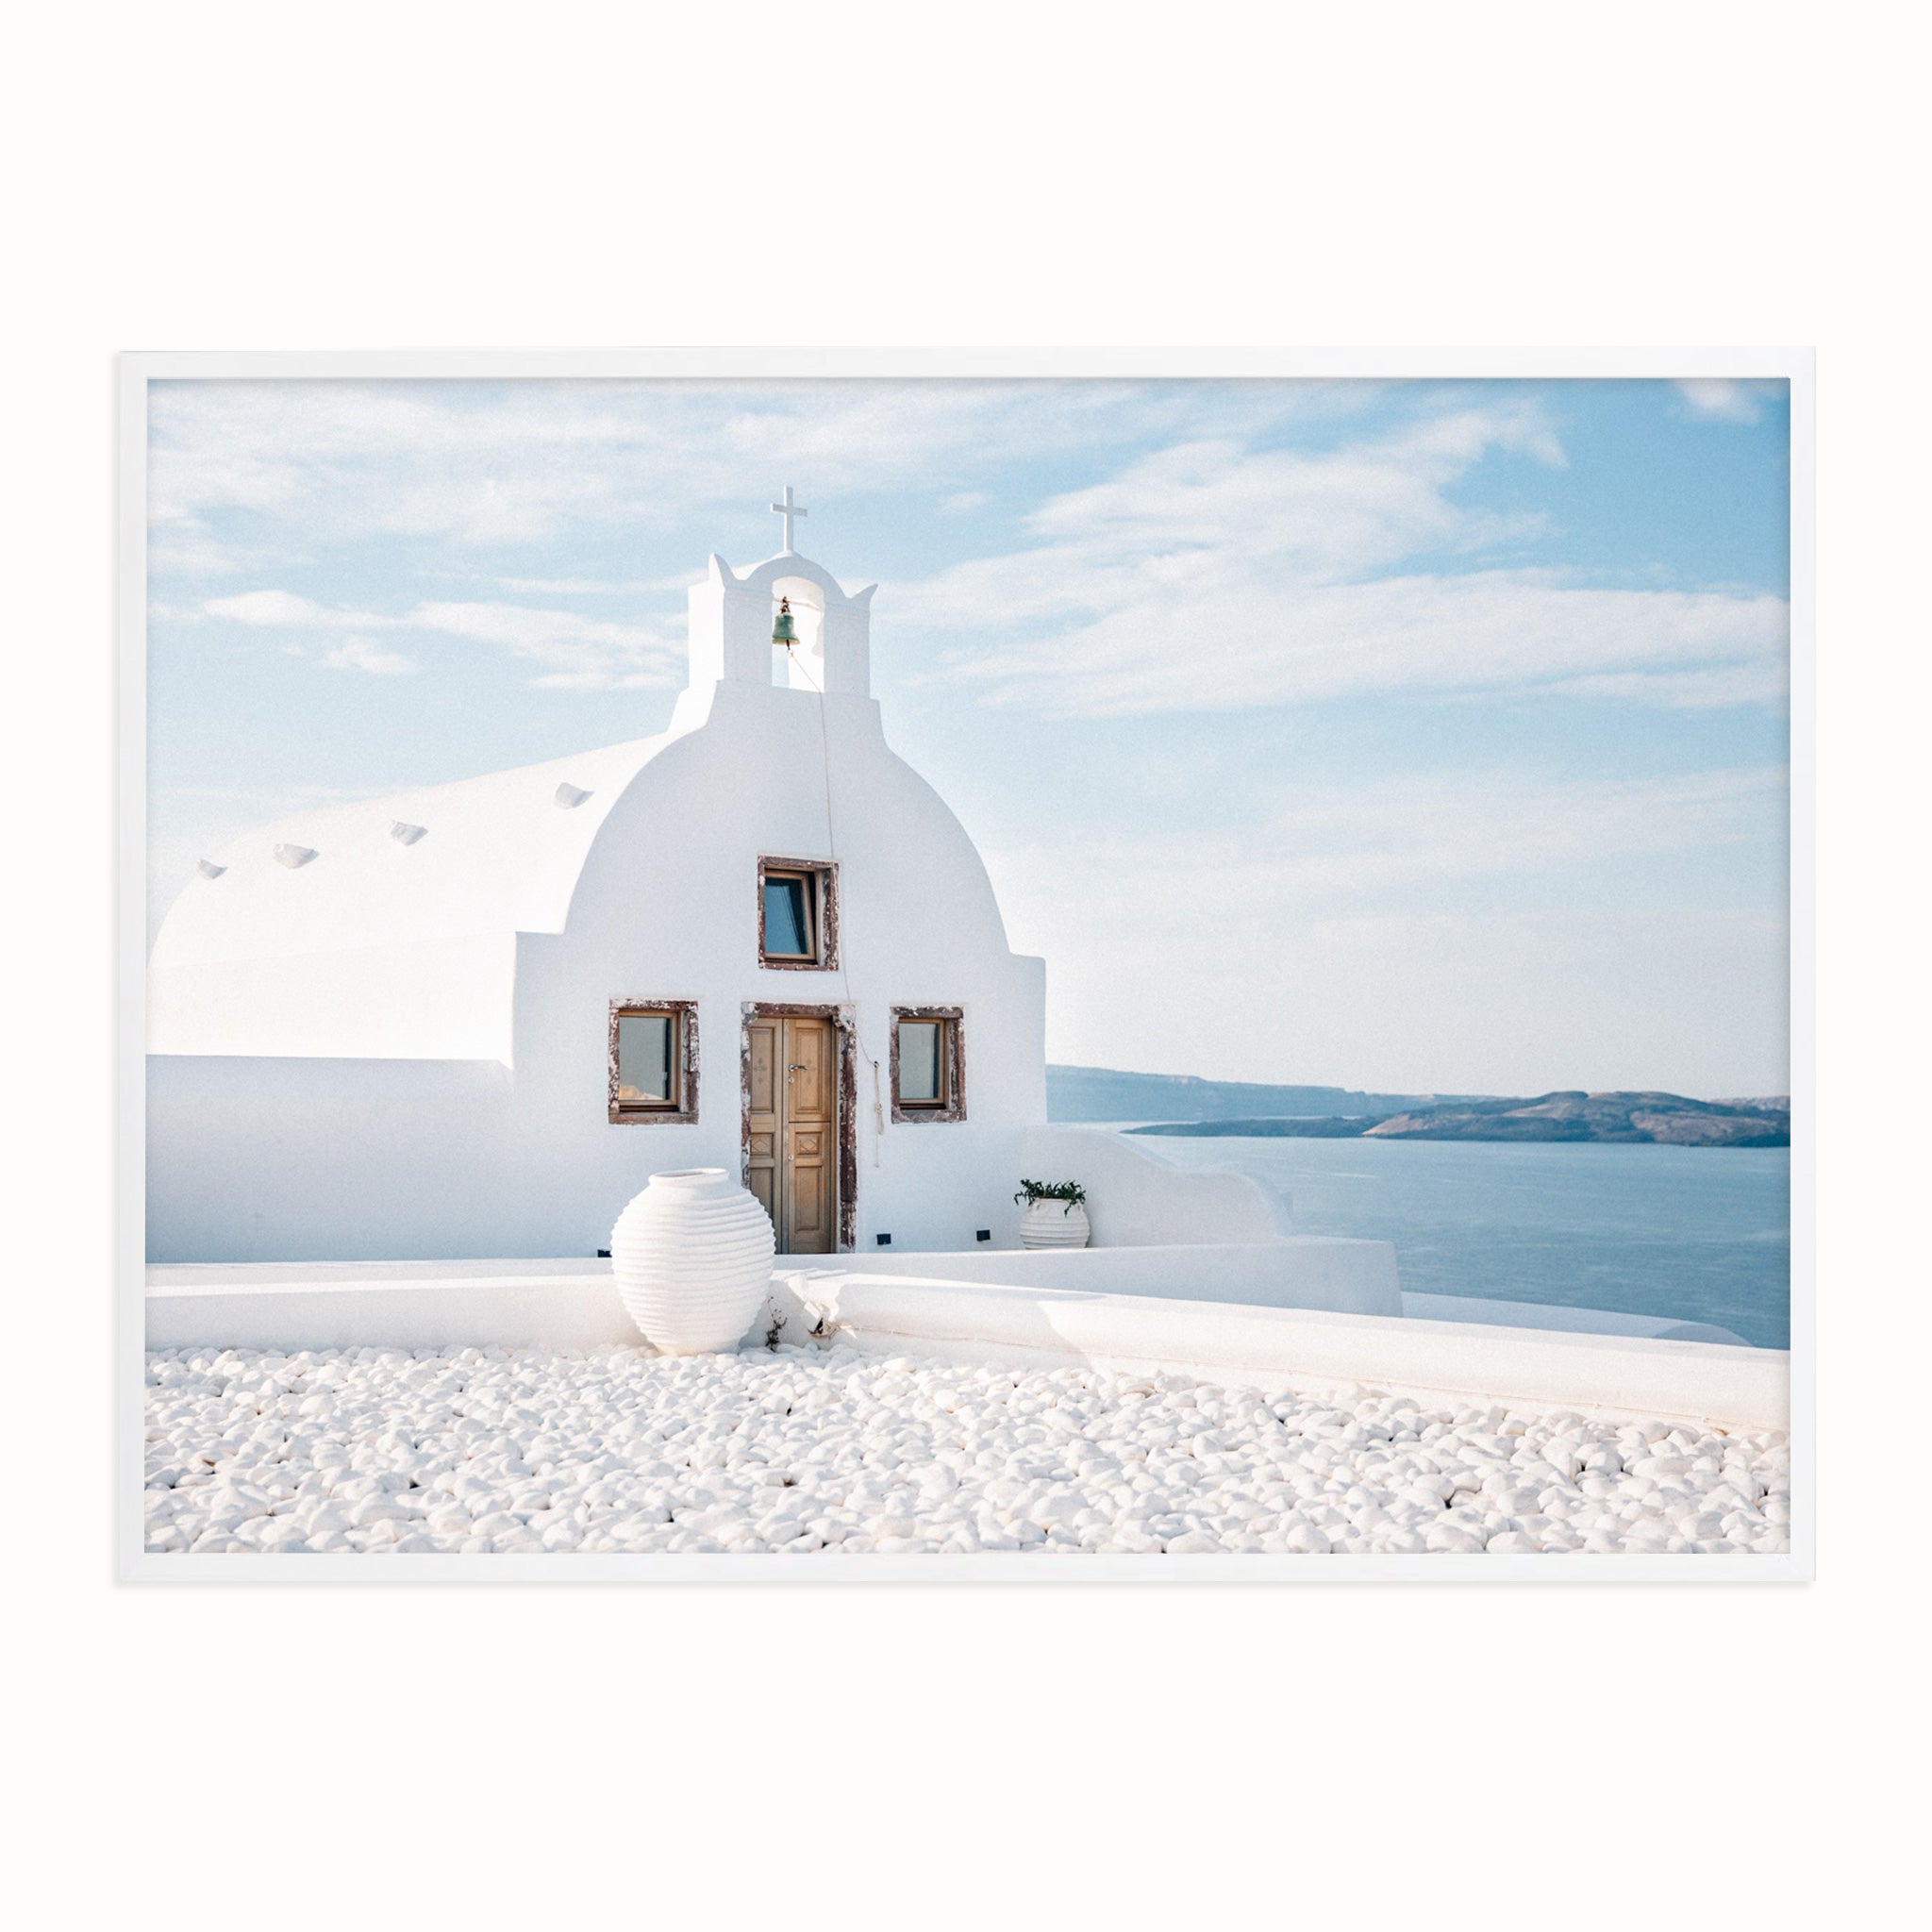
xmin=772 ymin=596 xmax=797 ymax=646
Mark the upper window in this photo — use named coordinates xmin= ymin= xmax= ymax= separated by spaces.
xmin=758 ymin=858 xmax=839 ymax=970
xmin=763 ymin=870 xmax=816 ymax=958
xmin=608 ymin=1000 xmax=697 ymax=1123
xmin=891 ymin=1008 xmax=964 ymax=1123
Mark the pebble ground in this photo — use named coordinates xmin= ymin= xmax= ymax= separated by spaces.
xmin=143 ymin=1341 xmax=1791 ymax=1556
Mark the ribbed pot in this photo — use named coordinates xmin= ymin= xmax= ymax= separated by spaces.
xmin=1019 ymin=1200 xmax=1091 ymax=1250
xmin=609 ymin=1168 xmax=776 ymax=1355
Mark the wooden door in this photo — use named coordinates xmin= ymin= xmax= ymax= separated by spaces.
xmin=745 ymin=1012 xmax=838 ymax=1254
xmin=782 ymin=1016 xmax=836 ymax=1253
xmin=745 ymin=1014 xmax=780 ymax=1229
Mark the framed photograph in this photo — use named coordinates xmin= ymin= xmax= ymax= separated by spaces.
xmin=122 ymin=351 xmax=1809 ymax=1579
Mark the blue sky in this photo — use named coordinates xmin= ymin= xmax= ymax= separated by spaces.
xmin=146 ymin=376 xmax=1790 ymax=1096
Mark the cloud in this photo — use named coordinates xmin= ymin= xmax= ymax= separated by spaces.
xmin=493 ymin=574 xmax=699 ymax=595
xmin=1022 ymin=407 xmax=1563 ymax=562
xmin=164 ymin=380 xmax=1788 ymax=719
xmin=893 ymin=412 xmax=1785 ymax=716
xmin=322 ymin=636 xmax=418 ymax=676
xmin=1674 ymin=378 xmax=1783 ymax=424
xmin=892 ymin=410 xmax=1561 ymax=635
xmin=201 ymin=587 xmax=680 ymax=691
xmin=931 ymin=569 xmax=1789 ymax=716
xmin=204 ymin=589 xmax=356 ymax=627
xmin=144 ymin=377 xmax=1373 ymax=559
xmin=1547 ymin=661 xmax=1789 ymax=708
xmin=404 ymin=599 xmax=680 ymax=689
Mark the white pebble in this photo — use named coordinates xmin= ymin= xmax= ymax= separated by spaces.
xmin=142 ymin=1342 xmax=1790 ymax=1563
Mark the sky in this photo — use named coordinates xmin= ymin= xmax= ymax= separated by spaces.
xmin=146 ymin=376 xmax=1790 ymax=1098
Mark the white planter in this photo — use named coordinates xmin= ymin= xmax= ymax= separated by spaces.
xmin=609 ymin=1168 xmax=776 ymax=1355
xmin=1019 ymin=1199 xmax=1091 ymax=1250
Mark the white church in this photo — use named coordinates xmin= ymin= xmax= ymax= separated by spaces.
xmin=150 ymin=495 xmax=1330 ymax=1276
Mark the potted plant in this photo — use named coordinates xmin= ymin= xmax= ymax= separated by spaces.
xmin=1015 ymin=1178 xmax=1090 ymax=1250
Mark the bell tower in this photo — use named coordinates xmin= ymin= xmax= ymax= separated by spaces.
xmin=683 ymin=490 xmax=877 ymax=697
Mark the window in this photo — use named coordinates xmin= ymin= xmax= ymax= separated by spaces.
xmin=608 ymin=1000 xmax=698 ymax=1123
xmin=618 ymin=1012 xmax=675 ymax=1106
xmin=891 ymin=1008 xmax=964 ymax=1123
xmin=897 ymin=1023 xmax=944 ymax=1104
xmin=763 ymin=871 xmax=815 ymax=958
xmin=758 ymin=857 xmax=839 ymax=970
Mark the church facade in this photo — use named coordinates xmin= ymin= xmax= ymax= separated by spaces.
xmin=148 ymin=523 xmax=1056 ymax=1262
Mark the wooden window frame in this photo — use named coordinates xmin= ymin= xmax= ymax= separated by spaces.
xmin=608 ymin=999 xmax=700 ymax=1124
xmin=758 ymin=856 xmax=840 ymax=971
xmin=890 ymin=1007 xmax=966 ymax=1124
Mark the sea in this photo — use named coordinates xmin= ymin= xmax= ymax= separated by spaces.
xmin=1121 ymin=1131 xmax=1791 ymax=1349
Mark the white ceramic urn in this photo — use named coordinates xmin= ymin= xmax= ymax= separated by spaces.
xmin=609 ymin=1168 xmax=776 ymax=1355
xmin=1019 ymin=1199 xmax=1091 ymax=1250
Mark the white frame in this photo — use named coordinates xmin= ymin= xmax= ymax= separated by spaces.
xmin=119 ymin=347 xmax=1814 ymax=1584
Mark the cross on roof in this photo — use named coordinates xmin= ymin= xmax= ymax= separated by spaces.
xmin=770 ymin=485 xmax=808 ymax=553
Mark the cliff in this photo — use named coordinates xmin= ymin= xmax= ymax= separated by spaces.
xmin=1365 ymin=1091 xmax=1789 ymax=1146
xmin=1128 ymin=1091 xmax=1790 ymax=1147
xmin=1045 ymin=1064 xmax=1456 ymax=1124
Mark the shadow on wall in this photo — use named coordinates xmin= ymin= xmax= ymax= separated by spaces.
xmin=148 ymin=1056 xmax=529 ymax=1262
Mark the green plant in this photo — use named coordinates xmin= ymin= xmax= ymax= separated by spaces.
xmin=1014 ymin=1177 xmax=1087 ymax=1213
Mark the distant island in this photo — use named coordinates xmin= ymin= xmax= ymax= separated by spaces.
xmin=1128 ymin=1091 xmax=1790 ymax=1148
xmin=1045 ymin=1064 xmax=1469 ymax=1123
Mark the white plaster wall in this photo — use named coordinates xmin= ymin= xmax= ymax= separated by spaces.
xmin=150 ymin=936 xmax=519 ymax=1062
xmin=149 ymin=733 xmax=669 ymax=1058
xmin=781 ymin=1237 xmax=1400 ymax=1317
xmin=793 ymin=1276 xmax=1791 ymax=1432
xmin=1021 ymin=1126 xmax=1293 ymax=1243
xmin=147 ymin=1264 xmax=637 ymax=1353
xmin=147 ymin=1057 xmax=527 ymax=1261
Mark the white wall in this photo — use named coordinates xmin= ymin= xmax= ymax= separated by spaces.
xmin=144 ymin=1261 xmax=1786 ymax=1432
xmin=147 ymin=1056 xmax=528 ymax=1260
xmin=152 ymin=935 xmax=519 ymax=1062
xmin=782 ymin=1237 xmax=1400 ymax=1317
xmin=789 ymin=1275 xmax=1790 ymax=1432
xmin=1021 ymin=1126 xmax=1293 ymax=1243
xmin=149 ymin=732 xmax=666 ymax=1060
